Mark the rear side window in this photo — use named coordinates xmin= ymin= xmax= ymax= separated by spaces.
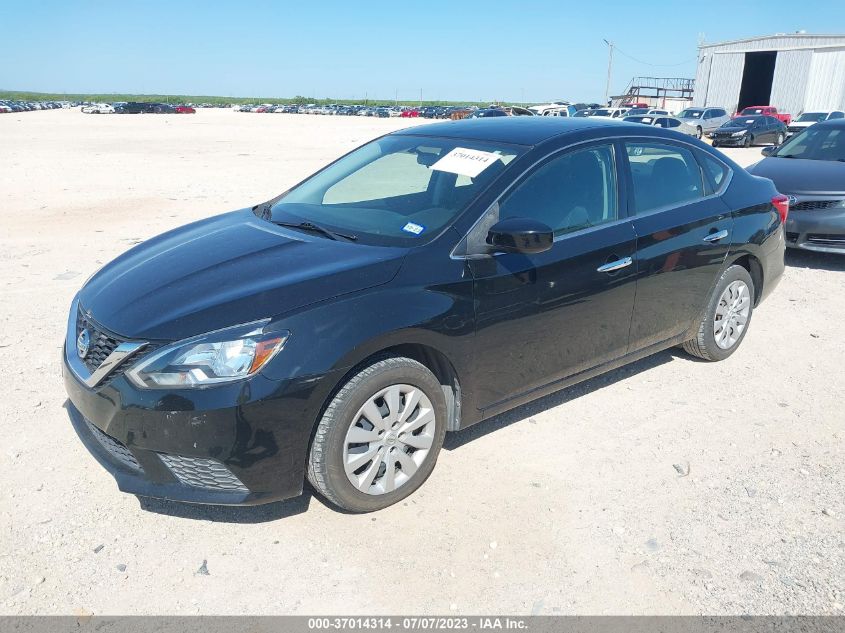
xmin=696 ymin=151 xmax=730 ymax=195
xmin=829 ymin=111 xmax=844 ymax=120
xmin=625 ymin=143 xmax=704 ymax=214
xmin=712 ymin=109 xmax=726 ymax=117
xmin=499 ymin=144 xmax=618 ymax=236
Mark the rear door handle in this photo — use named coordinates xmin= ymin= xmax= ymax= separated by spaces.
xmin=597 ymin=256 xmax=633 ymax=273
xmin=703 ymin=229 xmax=729 ymax=243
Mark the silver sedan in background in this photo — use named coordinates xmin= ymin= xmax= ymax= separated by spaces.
xmin=675 ymin=107 xmax=731 ymax=139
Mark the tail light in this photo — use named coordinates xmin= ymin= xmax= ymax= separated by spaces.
xmin=772 ymin=194 xmax=789 ymax=224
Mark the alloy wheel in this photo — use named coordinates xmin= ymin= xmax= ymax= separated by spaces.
xmin=342 ymin=384 xmax=436 ymax=495
xmin=713 ymin=280 xmax=751 ymax=349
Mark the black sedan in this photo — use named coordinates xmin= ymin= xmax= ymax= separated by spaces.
xmin=63 ymin=118 xmax=786 ymax=512
xmin=748 ymin=118 xmax=845 ymax=253
xmin=710 ymin=115 xmax=787 ymax=148
xmin=469 ymin=108 xmax=508 ymax=118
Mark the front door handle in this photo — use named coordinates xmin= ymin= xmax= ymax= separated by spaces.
xmin=596 ymin=256 xmax=633 ymax=273
xmin=703 ymin=229 xmax=729 ymax=243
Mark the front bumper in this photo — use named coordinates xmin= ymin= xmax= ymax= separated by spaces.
xmin=710 ymin=135 xmax=750 ymax=146
xmin=62 ymin=342 xmax=336 ymax=506
xmin=784 ymin=206 xmax=845 ymax=254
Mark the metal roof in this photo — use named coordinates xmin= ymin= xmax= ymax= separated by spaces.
xmin=700 ymin=33 xmax=845 ymax=51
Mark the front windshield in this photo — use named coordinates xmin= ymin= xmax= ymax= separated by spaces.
xmin=591 ymin=109 xmax=611 ymax=116
xmin=627 ymin=108 xmax=650 ymax=116
xmin=796 ymin=112 xmax=827 ymax=123
xmin=264 ymin=135 xmax=526 ymax=245
xmin=677 ymin=109 xmax=703 ymax=119
xmin=722 ymin=117 xmax=758 ymax=128
xmin=573 ymin=110 xmax=593 ymax=117
xmin=623 ymin=116 xmax=654 ymax=124
xmin=741 ymin=107 xmax=765 ymax=115
xmin=775 ymin=126 xmax=845 ymax=161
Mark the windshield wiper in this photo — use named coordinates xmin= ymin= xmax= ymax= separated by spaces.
xmin=272 ymin=220 xmax=358 ymax=242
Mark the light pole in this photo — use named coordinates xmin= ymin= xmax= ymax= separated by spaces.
xmin=603 ymin=39 xmax=614 ymax=106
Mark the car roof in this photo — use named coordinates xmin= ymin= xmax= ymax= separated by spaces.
xmin=815 ymin=118 xmax=845 ymax=128
xmin=391 ymin=116 xmax=629 ymax=145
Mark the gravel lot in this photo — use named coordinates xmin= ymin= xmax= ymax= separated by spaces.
xmin=0 ymin=109 xmax=842 ymax=616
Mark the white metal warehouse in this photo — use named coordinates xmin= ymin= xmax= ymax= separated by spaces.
xmin=693 ymin=33 xmax=845 ymax=116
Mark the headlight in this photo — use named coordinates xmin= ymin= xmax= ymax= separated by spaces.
xmin=126 ymin=320 xmax=289 ymax=389
xmin=732 ymin=131 xmax=747 ymax=137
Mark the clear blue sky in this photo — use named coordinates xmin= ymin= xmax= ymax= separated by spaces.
xmin=2 ymin=1 xmax=843 ymax=102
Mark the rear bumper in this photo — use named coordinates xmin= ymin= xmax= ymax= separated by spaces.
xmin=784 ymin=208 xmax=845 ymax=254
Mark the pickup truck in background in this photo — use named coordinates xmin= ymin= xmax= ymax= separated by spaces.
xmin=734 ymin=105 xmax=792 ymax=125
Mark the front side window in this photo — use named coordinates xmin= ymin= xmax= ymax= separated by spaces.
xmin=626 ymin=143 xmax=704 ymax=214
xmin=266 ymin=135 xmax=525 ymax=245
xmin=499 ymin=145 xmax=618 ymax=236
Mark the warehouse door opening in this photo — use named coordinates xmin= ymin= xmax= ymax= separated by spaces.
xmin=737 ymin=51 xmax=777 ymax=112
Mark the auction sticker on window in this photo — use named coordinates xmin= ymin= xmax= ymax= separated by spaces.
xmin=430 ymin=147 xmax=501 ymax=178
xmin=402 ymin=222 xmax=425 ymax=235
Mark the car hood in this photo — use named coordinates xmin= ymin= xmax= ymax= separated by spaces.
xmin=746 ymin=158 xmax=845 ymax=196
xmin=713 ymin=126 xmax=750 ymax=134
xmin=79 ymin=209 xmax=407 ymax=341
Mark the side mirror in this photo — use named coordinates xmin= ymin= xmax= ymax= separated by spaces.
xmin=761 ymin=146 xmax=778 ymax=157
xmin=486 ymin=217 xmax=553 ymax=254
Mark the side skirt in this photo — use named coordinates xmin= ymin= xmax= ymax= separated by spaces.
xmin=465 ymin=332 xmax=689 ymax=428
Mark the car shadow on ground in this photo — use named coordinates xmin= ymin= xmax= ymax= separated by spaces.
xmin=139 ymin=347 xmax=685 ymax=522
xmin=444 ymin=348 xmax=679 ymax=450
xmin=785 ymin=249 xmax=845 ymax=272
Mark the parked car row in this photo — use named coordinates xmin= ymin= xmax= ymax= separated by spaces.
xmin=0 ymin=100 xmax=72 ymax=112
xmin=232 ymin=103 xmax=475 ymax=118
xmin=80 ymin=102 xmax=196 ymax=114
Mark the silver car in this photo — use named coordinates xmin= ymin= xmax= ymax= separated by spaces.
xmin=622 ymin=114 xmax=698 ymax=136
xmin=675 ymin=107 xmax=731 ymax=139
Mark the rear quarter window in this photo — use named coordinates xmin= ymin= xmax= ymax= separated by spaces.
xmin=696 ymin=151 xmax=730 ymax=195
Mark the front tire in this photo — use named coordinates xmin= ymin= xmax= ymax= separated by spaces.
xmin=307 ymin=356 xmax=448 ymax=512
xmin=743 ymin=135 xmax=752 ymax=148
xmin=682 ymin=265 xmax=754 ymax=361
xmin=696 ymin=126 xmax=703 ymax=139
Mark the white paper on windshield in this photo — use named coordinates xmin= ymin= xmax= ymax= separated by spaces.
xmin=430 ymin=147 xmax=501 ymax=178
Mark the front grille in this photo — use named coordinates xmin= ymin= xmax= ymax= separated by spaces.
xmin=785 ymin=232 xmax=799 ymax=242
xmin=76 ymin=308 xmax=125 ymax=372
xmin=791 ymin=200 xmax=842 ymax=211
xmin=158 ymin=454 xmax=248 ymax=492
xmin=86 ymin=420 xmax=144 ymax=473
xmin=807 ymin=234 xmax=845 ymax=247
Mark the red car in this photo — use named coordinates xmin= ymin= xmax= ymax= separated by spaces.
xmin=174 ymin=105 xmax=196 ymax=114
xmin=734 ymin=105 xmax=791 ymax=125
xmin=400 ymin=109 xmax=420 ymax=118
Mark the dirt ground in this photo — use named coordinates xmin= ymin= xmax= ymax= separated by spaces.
xmin=0 ymin=109 xmax=842 ymax=616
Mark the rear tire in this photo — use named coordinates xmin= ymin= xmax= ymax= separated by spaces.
xmin=682 ymin=265 xmax=754 ymax=362
xmin=307 ymin=356 xmax=448 ymax=513
xmin=776 ymin=133 xmax=784 ymax=145
xmin=696 ymin=126 xmax=703 ymax=139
